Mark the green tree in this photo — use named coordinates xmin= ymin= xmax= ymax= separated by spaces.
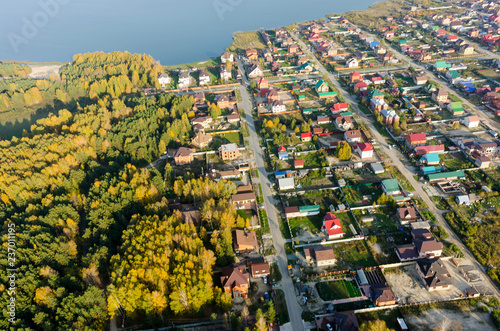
xmin=336 ymin=141 xmax=351 ymax=161
xmin=209 ymin=103 xmax=222 ymax=120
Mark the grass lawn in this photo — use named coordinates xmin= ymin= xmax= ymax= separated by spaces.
xmin=274 ymin=289 xmax=290 ymax=325
xmin=296 ymin=151 xmax=328 ymax=168
xmin=342 ymin=184 xmax=383 ymax=206
xmin=316 ymin=280 xmax=361 ymax=301
xmin=440 ymin=153 xmax=473 ymax=171
xmin=258 ymin=209 xmax=269 ymax=229
xmin=331 ymin=240 xmax=377 ymax=269
xmin=229 ymin=31 xmax=266 ymax=52
xmin=222 ymin=131 xmax=242 ymax=144
xmin=288 ymin=215 xmax=323 ymax=234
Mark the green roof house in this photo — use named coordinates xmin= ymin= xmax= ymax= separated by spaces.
xmin=446 ymin=70 xmax=461 ymax=84
xmin=428 ymin=170 xmax=465 ymax=182
xmin=434 ymin=61 xmax=451 ymax=71
xmin=382 ymin=178 xmax=400 ymax=195
xmin=447 ymin=101 xmax=464 ymax=116
xmin=370 ymin=89 xmax=385 ymax=98
xmin=315 ymin=79 xmax=329 ymax=92
xmin=425 ymin=83 xmax=437 ymax=93
xmin=298 ymin=205 xmax=321 ymax=216
xmin=431 ymin=25 xmax=440 ymax=31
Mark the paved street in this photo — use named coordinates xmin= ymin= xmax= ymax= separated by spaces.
xmin=292 ymin=32 xmax=500 ymax=299
xmin=235 ymin=58 xmax=305 ymax=331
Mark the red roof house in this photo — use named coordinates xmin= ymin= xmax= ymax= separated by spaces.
xmin=332 ymin=103 xmax=349 ymax=112
xmin=415 ymin=144 xmax=445 ymax=155
xmin=301 ymin=132 xmax=313 ymax=142
xmin=322 ymin=213 xmax=344 ymax=239
xmin=406 ymin=133 xmax=427 ymax=147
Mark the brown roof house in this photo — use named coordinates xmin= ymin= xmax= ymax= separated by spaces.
xmin=344 ymin=130 xmax=362 ymax=143
xmin=221 ymin=264 xmax=250 ymax=298
xmin=432 ymin=89 xmax=449 ymax=103
xmin=191 ymin=132 xmax=213 ymax=149
xmin=371 ymin=283 xmax=397 ymax=306
xmin=416 ymin=258 xmax=452 ymax=291
xmin=173 ymin=147 xmax=194 ymax=165
xmin=303 ymin=246 xmax=336 ymax=267
xmin=250 ymin=262 xmax=270 ymax=278
xmin=233 ymin=229 xmax=258 ymax=253
xmin=219 ymin=143 xmax=240 ymax=160
xmin=246 ymin=48 xmax=258 ymax=61
xmin=231 ymin=188 xmax=256 ymax=210
xmin=397 ymin=207 xmax=417 ymax=225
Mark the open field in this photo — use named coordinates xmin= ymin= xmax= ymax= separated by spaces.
xmin=400 ymin=300 xmax=496 ymax=331
xmin=229 ymin=31 xmax=267 ymax=52
xmin=163 ymin=58 xmax=221 ymax=70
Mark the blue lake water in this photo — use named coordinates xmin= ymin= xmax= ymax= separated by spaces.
xmin=0 ymin=0 xmax=379 ymax=65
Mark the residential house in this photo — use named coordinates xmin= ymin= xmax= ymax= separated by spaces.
xmin=194 ymin=91 xmax=205 ymax=104
xmin=420 ymin=153 xmax=440 ymax=166
xmin=278 ymin=177 xmax=295 ymax=191
xmin=370 ymin=98 xmax=389 ymax=111
xmin=384 ymin=30 xmax=395 ymax=39
xmin=247 ymin=64 xmax=263 ymax=78
xmin=456 ymin=194 xmax=471 ymax=206
xmin=331 ymin=103 xmax=349 ymax=113
xmin=278 ymin=146 xmax=289 ymax=160
xmin=415 ymin=144 xmax=445 ymax=155
xmin=335 ymin=116 xmax=353 ymax=130
xmin=380 ymin=109 xmax=399 ymax=125
xmin=191 ymin=115 xmax=213 ymax=129
xmin=271 ymin=100 xmax=286 ymax=113
xmin=294 ymin=159 xmax=304 ymax=169
xmin=476 ymin=156 xmax=491 ymax=168
xmin=322 ymin=213 xmax=344 ymax=240
xmin=371 ymin=284 xmax=397 ymax=307
xmin=220 ymin=66 xmax=232 ymax=82
xmin=216 ymin=95 xmax=231 ymax=108
xmin=221 ymin=264 xmax=250 ymax=298
xmin=413 ymin=74 xmax=427 ymax=85
xmin=246 ymin=48 xmax=258 ymax=61
xmin=219 ymin=143 xmax=240 ymax=160
xmin=233 ymin=230 xmax=258 ymax=253
xmin=288 ymin=43 xmax=299 ymax=54
xmin=344 ymin=130 xmax=362 ymax=143
xmin=299 ymin=62 xmax=314 ymax=73
xmin=315 ymin=79 xmax=329 ymax=93
xmin=257 ymin=77 xmax=268 ymax=89
xmin=353 ymin=143 xmax=373 ymax=159
xmin=346 ymin=57 xmax=359 ymax=68
xmin=199 ymin=69 xmax=210 ymax=86
xmin=301 ymin=132 xmax=313 ymax=142
xmin=231 ymin=188 xmax=256 ymax=210
xmin=416 ymin=258 xmax=452 ymax=291
xmin=397 ymin=207 xmax=417 ymax=225
xmin=158 ymin=73 xmax=171 ymax=87
xmin=191 ymin=132 xmax=213 ymax=149
xmin=178 ymin=71 xmax=191 ymax=88
xmin=173 ymin=147 xmax=194 ymax=165
xmin=226 ymin=112 xmax=240 ymax=124
xmin=304 ymin=246 xmax=336 ymax=267
xmin=349 ymin=71 xmax=363 ymax=83
xmin=317 ymin=116 xmax=331 ymax=125
xmin=432 ymin=89 xmax=449 ymax=103
xmin=427 ymin=170 xmax=465 ymax=183
xmin=297 ymin=55 xmax=309 ymax=66
xmin=462 ymin=115 xmax=480 ymax=128
xmin=447 ymin=101 xmax=464 ymax=116
xmin=250 ymin=262 xmax=270 ymax=279
xmin=459 ymin=44 xmax=474 ymax=55
xmin=415 ymin=239 xmax=444 ymax=259
xmin=406 ymin=133 xmax=427 ymax=148
xmin=221 ymin=52 xmax=234 ymax=64
xmin=382 ymin=178 xmax=401 ymax=195
xmin=446 ymin=70 xmax=461 ymax=84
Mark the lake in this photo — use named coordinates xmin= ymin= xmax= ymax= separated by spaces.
xmin=0 ymin=0 xmax=379 ymax=65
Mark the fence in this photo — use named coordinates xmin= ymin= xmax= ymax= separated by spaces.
xmin=139 ymin=319 xmax=224 ymax=331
